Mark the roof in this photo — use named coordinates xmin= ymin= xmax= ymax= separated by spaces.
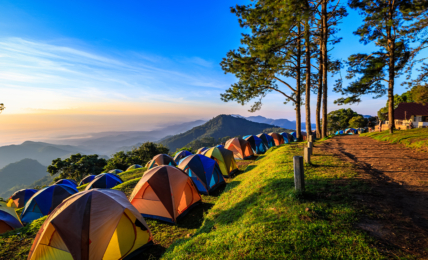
xmin=394 ymin=102 xmax=428 ymax=120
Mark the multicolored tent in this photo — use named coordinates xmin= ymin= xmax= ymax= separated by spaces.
xmin=0 ymin=201 xmax=22 ymax=234
xmin=173 ymin=151 xmax=193 ymax=164
xmin=257 ymin=133 xmax=275 ymax=148
xmin=202 ymin=147 xmax=238 ymax=177
xmin=146 ymin=154 xmax=177 ymax=170
xmin=196 ymin=147 xmax=209 ymax=154
xmin=345 ymin=128 xmax=358 ymax=134
xmin=54 ymin=179 xmax=77 ymax=188
xmin=127 ymin=164 xmax=143 ymax=171
xmin=108 ymin=169 xmax=123 ymax=174
xmin=78 ymin=175 xmax=96 ymax=186
xmin=280 ymin=132 xmax=292 ymax=144
xmin=7 ymin=189 xmax=37 ymax=208
xmin=27 ymin=189 xmax=153 ymax=260
xmin=244 ymin=135 xmax=266 ymax=154
xmin=21 ymin=184 xmax=78 ymax=224
xmin=178 ymin=154 xmax=225 ymax=195
xmin=85 ymin=173 xmax=123 ymax=190
xmin=225 ymin=138 xmax=254 ymax=160
xmin=268 ymin=133 xmax=285 ymax=146
xmin=129 ymin=166 xmax=202 ymax=223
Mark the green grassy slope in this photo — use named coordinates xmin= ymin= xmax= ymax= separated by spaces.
xmin=162 ymin=145 xmax=388 ymax=259
xmin=361 ymin=128 xmax=428 ymax=152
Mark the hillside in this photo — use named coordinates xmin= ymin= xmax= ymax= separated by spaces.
xmin=232 ymin=114 xmax=316 ymax=130
xmin=160 ymin=115 xmax=289 ymax=151
xmin=0 ymin=159 xmax=48 ymax=198
xmin=361 ymin=128 xmax=428 ymax=152
xmin=0 ymin=141 xmax=91 ymax=169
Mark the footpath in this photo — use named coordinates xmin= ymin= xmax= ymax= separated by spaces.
xmin=318 ymin=135 xmax=428 ymax=257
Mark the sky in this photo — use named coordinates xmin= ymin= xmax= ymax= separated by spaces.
xmin=0 ymin=0 xmax=423 ymax=145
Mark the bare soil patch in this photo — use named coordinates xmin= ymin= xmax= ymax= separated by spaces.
xmin=317 ymin=135 xmax=428 ymax=258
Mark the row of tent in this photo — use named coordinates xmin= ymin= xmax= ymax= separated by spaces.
xmin=1 ymin=131 xmax=307 ymax=259
xmin=335 ymin=128 xmax=367 ymax=135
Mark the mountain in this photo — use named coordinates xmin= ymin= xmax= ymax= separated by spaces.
xmin=0 ymin=159 xmax=49 ymax=198
xmin=45 ymin=120 xmax=206 ymax=155
xmin=160 ymin=115 xmax=290 ymax=151
xmin=0 ymin=141 xmax=91 ymax=169
xmin=231 ymin=114 xmax=315 ymax=130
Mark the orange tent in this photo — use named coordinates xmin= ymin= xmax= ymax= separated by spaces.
xmin=146 ymin=154 xmax=177 ymax=169
xmin=268 ymin=133 xmax=285 ymax=146
xmin=27 ymin=189 xmax=152 ymax=260
xmin=129 ymin=166 xmax=201 ymax=224
xmin=224 ymin=138 xmax=254 ymax=160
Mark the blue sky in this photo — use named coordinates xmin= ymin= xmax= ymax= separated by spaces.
xmin=0 ymin=0 xmax=424 ymax=144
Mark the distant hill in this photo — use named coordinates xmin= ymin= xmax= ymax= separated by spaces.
xmin=0 ymin=141 xmax=91 ymax=169
xmin=0 ymin=159 xmax=49 ymax=198
xmin=160 ymin=115 xmax=291 ymax=151
xmin=231 ymin=114 xmax=315 ymax=130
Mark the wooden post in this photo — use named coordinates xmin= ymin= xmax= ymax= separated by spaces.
xmin=304 ymin=147 xmax=311 ymax=164
xmin=308 ymin=135 xmax=313 ymax=142
xmin=307 ymin=142 xmax=313 ymax=155
xmin=293 ymin=156 xmax=305 ymax=191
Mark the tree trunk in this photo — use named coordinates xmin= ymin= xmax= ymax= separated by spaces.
xmin=321 ymin=0 xmax=328 ymax=138
xmin=305 ymin=13 xmax=312 ymax=138
xmin=387 ymin=11 xmax=395 ymax=134
xmin=316 ymin=19 xmax=323 ymax=139
xmin=296 ymin=25 xmax=302 ymax=141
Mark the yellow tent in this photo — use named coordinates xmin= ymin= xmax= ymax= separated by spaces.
xmin=202 ymin=147 xmax=238 ymax=177
xmin=0 ymin=201 xmax=22 ymax=234
xmin=27 ymin=189 xmax=152 ymax=260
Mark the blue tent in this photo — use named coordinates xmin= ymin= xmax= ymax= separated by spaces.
xmin=257 ymin=133 xmax=275 ymax=148
xmin=20 ymin=184 xmax=77 ymax=223
xmin=78 ymin=175 xmax=96 ymax=186
xmin=108 ymin=169 xmax=123 ymax=174
xmin=178 ymin=154 xmax=225 ymax=195
xmin=345 ymin=128 xmax=357 ymax=134
xmin=174 ymin=150 xmax=193 ymax=164
xmin=216 ymin=144 xmax=225 ymax=149
xmin=85 ymin=173 xmax=123 ymax=190
xmin=280 ymin=132 xmax=292 ymax=144
xmin=339 ymin=130 xmax=344 ymax=134
xmin=290 ymin=132 xmax=298 ymax=141
xmin=54 ymin=179 xmax=77 ymax=188
xmin=243 ymin=135 xmax=267 ymax=154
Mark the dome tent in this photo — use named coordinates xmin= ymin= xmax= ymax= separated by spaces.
xmin=0 ymin=201 xmax=22 ymax=234
xmin=108 ymin=169 xmax=123 ymax=174
xmin=178 ymin=154 xmax=225 ymax=195
xmin=197 ymin=147 xmax=209 ymax=154
xmin=257 ymin=133 xmax=275 ymax=148
xmin=27 ymin=189 xmax=153 ymax=260
xmin=173 ymin=150 xmax=193 ymax=164
xmin=224 ymin=138 xmax=254 ymax=160
xmin=129 ymin=166 xmax=201 ymax=224
xmin=7 ymin=189 xmax=37 ymax=208
xmin=244 ymin=135 xmax=266 ymax=154
xmin=54 ymin=179 xmax=77 ymax=188
xmin=280 ymin=132 xmax=292 ymax=144
xmin=268 ymin=133 xmax=285 ymax=146
xmin=146 ymin=154 xmax=177 ymax=170
xmin=202 ymin=147 xmax=238 ymax=177
xmin=78 ymin=175 xmax=96 ymax=186
xmin=21 ymin=184 xmax=78 ymax=224
xmin=127 ymin=164 xmax=143 ymax=171
xmin=85 ymin=173 xmax=123 ymax=190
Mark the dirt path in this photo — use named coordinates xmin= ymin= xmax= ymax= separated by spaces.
xmin=317 ymin=135 xmax=428 ymax=258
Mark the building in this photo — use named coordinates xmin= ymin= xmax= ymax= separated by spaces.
xmin=378 ymin=103 xmax=428 ymax=130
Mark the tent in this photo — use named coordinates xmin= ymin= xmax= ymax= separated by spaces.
xmin=216 ymin=144 xmax=225 ymax=149
xmin=197 ymin=147 xmax=209 ymax=154
xmin=0 ymin=201 xmax=22 ymax=234
xmin=202 ymin=147 xmax=238 ymax=177
xmin=85 ymin=173 xmax=123 ymax=190
xmin=173 ymin=151 xmax=193 ymax=164
xmin=127 ymin=164 xmax=143 ymax=171
xmin=257 ymin=133 xmax=275 ymax=148
xmin=27 ymin=189 xmax=153 ymax=260
xmin=7 ymin=189 xmax=37 ymax=208
xmin=243 ymin=135 xmax=266 ymax=154
xmin=54 ymin=179 xmax=77 ymax=188
xmin=345 ymin=128 xmax=357 ymax=134
xmin=146 ymin=154 xmax=177 ymax=170
xmin=280 ymin=132 xmax=292 ymax=144
xmin=129 ymin=166 xmax=201 ymax=223
xmin=78 ymin=175 xmax=96 ymax=186
xmin=108 ymin=169 xmax=123 ymax=174
xmin=178 ymin=154 xmax=225 ymax=195
xmin=290 ymin=132 xmax=297 ymax=141
xmin=21 ymin=184 xmax=78 ymax=224
xmin=224 ymin=138 xmax=254 ymax=160
xmin=268 ymin=133 xmax=285 ymax=146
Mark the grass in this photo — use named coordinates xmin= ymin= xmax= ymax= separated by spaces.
xmin=361 ymin=128 xmax=428 ymax=152
xmin=161 ymin=145 xmax=390 ymax=259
